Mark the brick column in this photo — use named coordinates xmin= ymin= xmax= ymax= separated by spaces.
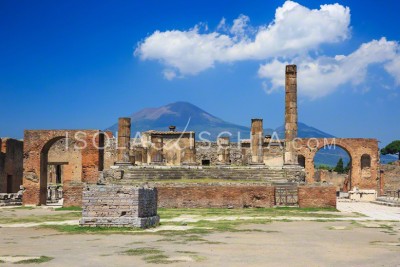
xmin=285 ymin=65 xmax=298 ymax=165
xmin=117 ymin=118 xmax=132 ymax=164
xmin=251 ymin=119 xmax=264 ymax=164
xmin=284 ymin=65 xmax=298 ymax=165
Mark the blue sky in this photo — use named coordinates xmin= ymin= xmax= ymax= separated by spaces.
xmin=0 ymin=0 xmax=399 ymax=146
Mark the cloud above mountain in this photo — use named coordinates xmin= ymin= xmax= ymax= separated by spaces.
xmin=134 ymin=0 xmax=400 ymax=98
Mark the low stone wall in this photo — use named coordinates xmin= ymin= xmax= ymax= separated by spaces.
xmin=298 ymin=185 xmax=336 ymax=208
xmin=0 ymin=193 xmax=22 ymax=206
xmin=80 ymin=185 xmax=159 ymax=228
xmin=157 ymin=184 xmax=276 ymax=208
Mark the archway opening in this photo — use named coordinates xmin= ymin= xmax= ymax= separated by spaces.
xmin=40 ymin=137 xmax=82 ymax=205
xmin=314 ymin=145 xmax=352 ymax=193
xmin=39 ymin=136 xmax=65 ymax=205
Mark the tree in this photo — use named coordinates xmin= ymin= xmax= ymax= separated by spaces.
xmin=381 ymin=140 xmax=400 ymax=161
xmin=344 ymin=161 xmax=351 ymax=173
xmin=334 ymin=158 xmax=344 ymax=174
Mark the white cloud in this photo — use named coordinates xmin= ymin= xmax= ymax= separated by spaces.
xmin=163 ymin=69 xmax=177 ymax=80
xmin=385 ymin=56 xmax=400 ymax=85
xmin=230 ymin=14 xmax=251 ymax=39
xmin=258 ymin=38 xmax=399 ymax=98
xmin=135 ymin=1 xmax=350 ymax=77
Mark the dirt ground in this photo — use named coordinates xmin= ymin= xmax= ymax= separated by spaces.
xmin=0 ymin=205 xmax=399 ymax=266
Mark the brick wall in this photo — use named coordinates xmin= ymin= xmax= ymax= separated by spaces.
xmin=157 ymin=184 xmax=275 ymax=208
xmin=298 ymin=185 xmax=336 ymax=208
xmin=63 ymin=183 xmax=84 ymax=207
xmin=0 ymin=138 xmax=23 ymax=193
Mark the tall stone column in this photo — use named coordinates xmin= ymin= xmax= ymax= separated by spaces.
xmin=251 ymin=119 xmax=264 ymax=164
xmin=284 ymin=65 xmax=298 ymax=165
xmin=117 ymin=117 xmax=132 ymax=164
xmin=217 ymin=136 xmax=230 ymax=165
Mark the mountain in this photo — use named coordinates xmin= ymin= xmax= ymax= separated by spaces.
xmin=106 ymin=101 xmax=250 ymax=141
xmin=106 ymin=101 xmax=332 ymax=142
xmin=105 ymin=102 xmax=397 ymax=165
xmin=274 ymin=122 xmax=334 ymax=139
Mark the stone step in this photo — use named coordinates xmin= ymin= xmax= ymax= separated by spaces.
xmin=106 ymin=167 xmax=299 ymax=183
xmin=371 ymin=201 xmax=400 ymax=207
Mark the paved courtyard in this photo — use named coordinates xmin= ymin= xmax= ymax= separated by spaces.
xmin=337 ymin=201 xmax=400 ymax=221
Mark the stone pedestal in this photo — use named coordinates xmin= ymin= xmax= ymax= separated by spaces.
xmin=80 ymin=185 xmax=159 ymax=228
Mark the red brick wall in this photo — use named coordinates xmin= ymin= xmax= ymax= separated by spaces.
xmin=157 ymin=185 xmax=275 ymax=208
xmin=0 ymin=138 xmax=23 ymax=193
xmin=23 ymin=130 xmax=102 ymax=205
xmin=298 ymin=185 xmax=336 ymax=208
xmin=63 ymin=183 xmax=83 ymax=207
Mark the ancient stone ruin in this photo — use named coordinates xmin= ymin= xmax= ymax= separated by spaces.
xmin=0 ymin=65 xmax=385 ymax=210
xmin=80 ymin=185 xmax=159 ymax=228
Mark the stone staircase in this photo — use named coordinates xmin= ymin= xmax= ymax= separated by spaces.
xmin=371 ymin=196 xmax=400 ymax=207
xmin=104 ymin=166 xmax=305 ymax=184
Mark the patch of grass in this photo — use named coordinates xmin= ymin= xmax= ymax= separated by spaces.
xmin=183 ymin=235 xmax=207 ymax=242
xmin=273 ymin=207 xmax=338 ymax=212
xmin=157 ymin=238 xmax=176 ymax=242
xmin=120 ymin=247 xmax=183 ymax=264
xmin=126 ymin=241 xmax=145 ymax=245
xmin=29 ymin=236 xmax=42 ymax=239
xmin=278 ymin=219 xmax=293 ymax=222
xmin=352 ymin=212 xmax=367 ymax=217
xmin=39 ymin=225 xmax=145 ymax=234
xmin=0 ymin=212 xmax=81 ymax=224
xmin=191 ymin=255 xmax=207 ymax=262
xmin=176 ymin=250 xmax=197 ymax=254
xmin=54 ymin=206 xmax=82 ymax=211
xmin=14 ymin=256 xmax=54 ymax=264
xmin=380 ymin=224 xmax=397 ymax=234
xmin=10 ymin=206 xmax=35 ymax=210
xmin=351 ymin=221 xmax=398 ymax=234
xmin=143 ymin=254 xmax=175 ymax=264
xmin=121 ymin=248 xmax=163 ymax=256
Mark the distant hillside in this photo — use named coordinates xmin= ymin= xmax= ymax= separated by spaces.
xmin=105 ymin=101 xmax=396 ymax=165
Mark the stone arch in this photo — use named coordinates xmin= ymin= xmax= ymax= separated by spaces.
xmin=23 ymin=130 xmax=105 ymax=206
xmin=295 ymin=138 xmax=379 ymax=190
